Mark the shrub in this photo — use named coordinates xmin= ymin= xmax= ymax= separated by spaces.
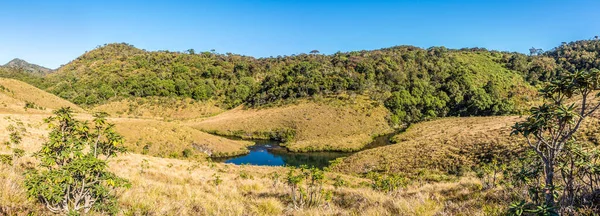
xmin=24 ymin=108 xmax=129 ymax=214
xmin=286 ymin=166 xmax=329 ymax=208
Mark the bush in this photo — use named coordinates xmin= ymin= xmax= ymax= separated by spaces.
xmin=24 ymin=108 xmax=130 ymax=214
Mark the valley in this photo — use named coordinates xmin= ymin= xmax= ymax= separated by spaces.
xmin=1 ymin=39 xmax=600 ymax=215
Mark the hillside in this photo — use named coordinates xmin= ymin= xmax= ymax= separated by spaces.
xmin=188 ymin=96 xmax=393 ymax=152
xmin=33 ymin=43 xmax=536 ymax=126
xmin=0 ymin=78 xmax=250 ymax=158
xmin=1 ymin=113 xmax=512 ymax=215
xmin=1 ymin=58 xmax=53 ymax=75
xmin=92 ymin=97 xmax=224 ymax=120
xmin=331 ymin=116 xmax=526 ymax=177
xmin=0 ymin=78 xmax=83 ymax=113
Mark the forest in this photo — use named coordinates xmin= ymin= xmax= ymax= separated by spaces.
xmin=7 ymin=40 xmax=598 ymax=125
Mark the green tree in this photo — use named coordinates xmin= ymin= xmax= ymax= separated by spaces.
xmin=25 ymin=107 xmax=129 ymax=214
xmin=512 ymin=69 xmax=600 ymax=212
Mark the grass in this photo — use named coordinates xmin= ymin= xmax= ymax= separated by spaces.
xmin=1 ymin=151 xmax=510 ymax=215
xmin=109 ymin=118 xmax=252 ymax=158
xmin=0 ymin=78 xmax=83 ymax=113
xmin=92 ymin=97 xmax=224 ymax=121
xmin=187 ymin=96 xmax=394 ymax=152
xmin=0 ymin=101 xmax=515 ymax=215
xmin=332 ymin=116 xmax=527 ymax=178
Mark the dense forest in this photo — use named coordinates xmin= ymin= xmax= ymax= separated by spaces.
xmin=3 ymin=40 xmax=600 ymax=124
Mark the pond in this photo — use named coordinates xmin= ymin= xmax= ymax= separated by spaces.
xmin=214 ymin=133 xmax=396 ymax=168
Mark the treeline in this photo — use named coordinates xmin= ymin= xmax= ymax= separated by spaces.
xmin=4 ymin=40 xmax=599 ymax=124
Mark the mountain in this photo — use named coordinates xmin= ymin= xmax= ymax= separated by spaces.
xmin=2 ymin=58 xmax=53 ymax=75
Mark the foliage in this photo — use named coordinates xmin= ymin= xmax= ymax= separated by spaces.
xmin=24 ymin=107 xmax=129 ymax=214
xmin=0 ymin=125 xmax=24 ymax=166
xmin=286 ymin=165 xmax=329 ymax=208
xmin=3 ymin=43 xmax=538 ymax=126
xmin=366 ymin=172 xmax=408 ymax=193
xmin=23 ymin=101 xmax=45 ymax=111
xmin=511 ymin=69 xmax=600 ymax=213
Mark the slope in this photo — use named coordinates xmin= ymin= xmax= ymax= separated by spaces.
xmin=0 ymin=78 xmax=83 ymax=113
xmin=188 ymin=96 xmax=393 ymax=152
xmin=331 ymin=116 xmax=526 ymax=177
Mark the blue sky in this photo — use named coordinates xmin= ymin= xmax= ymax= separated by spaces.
xmin=0 ymin=0 xmax=598 ymax=69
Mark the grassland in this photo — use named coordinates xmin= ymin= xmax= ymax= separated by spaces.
xmin=187 ymin=96 xmax=394 ymax=152
xmin=110 ymin=118 xmax=251 ymax=158
xmin=332 ymin=116 xmax=527 ymax=178
xmin=1 ymin=123 xmax=511 ymax=216
xmin=0 ymin=78 xmax=83 ymax=113
xmin=92 ymin=97 xmax=223 ymax=120
xmin=0 ymin=78 xmax=545 ymax=215
xmin=0 ymin=78 xmax=252 ymax=159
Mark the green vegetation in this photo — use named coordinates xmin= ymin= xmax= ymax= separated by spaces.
xmin=2 ymin=38 xmax=600 ymax=215
xmin=24 ymin=108 xmax=129 ymax=214
xmin=4 ymin=42 xmax=541 ymax=126
xmin=0 ymin=125 xmax=24 ymax=166
xmin=511 ymin=69 xmax=600 ymax=213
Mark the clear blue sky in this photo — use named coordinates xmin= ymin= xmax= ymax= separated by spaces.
xmin=0 ymin=0 xmax=598 ymax=69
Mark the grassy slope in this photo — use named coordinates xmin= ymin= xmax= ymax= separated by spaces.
xmin=110 ymin=118 xmax=251 ymax=157
xmin=0 ymin=78 xmax=250 ymax=158
xmin=1 ymin=117 xmax=510 ymax=215
xmin=188 ymin=96 xmax=394 ymax=152
xmin=332 ymin=116 xmax=526 ymax=177
xmin=0 ymin=78 xmax=84 ymax=113
xmin=92 ymin=97 xmax=223 ymax=121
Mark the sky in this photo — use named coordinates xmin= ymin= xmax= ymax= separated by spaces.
xmin=0 ymin=0 xmax=599 ymax=69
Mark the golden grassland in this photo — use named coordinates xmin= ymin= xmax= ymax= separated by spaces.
xmin=0 ymin=78 xmax=251 ymax=158
xmin=92 ymin=97 xmax=223 ymax=121
xmin=332 ymin=116 xmax=527 ymax=177
xmin=0 ymin=78 xmax=83 ymax=113
xmin=0 ymin=78 xmax=553 ymax=215
xmin=187 ymin=96 xmax=394 ymax=152
xmin=109 ymin=118 xmax=251 ymax=158
xmin=1 ymin=134 xmax=510 ymax=216
xmin=0 ymin=154 xmax=511 ymax=216
xmin=0 ymin=96 xmax=516 ymax=215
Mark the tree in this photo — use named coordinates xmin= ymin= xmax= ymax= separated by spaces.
xmin=25 ymin=107 xmax=129 ymax=214
xmin=512 ymin=69 xmax=600 ymax=211
xmin=309 ymin=50 xmax=320 ymax=55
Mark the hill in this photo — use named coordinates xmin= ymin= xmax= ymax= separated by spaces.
xmin=36 ymin=43 xmax=536 ymax=126
xmin=92 ymin=97 xmax=224 ymax=120
xmin=0 ymin=78 xmax=83 ymax=113
xmin=331 ymin=116 xmax=526 ymax=178
xmin=188 ymin=96 xmax=393 ymax=152
xmin=1 ymin=58 xmax=53 ymax=75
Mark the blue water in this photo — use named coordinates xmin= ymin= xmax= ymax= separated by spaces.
xmin=224 ymin=141 xmax=287 ymax=166
xmin=215 ymin=133 xmax=395 ymax=168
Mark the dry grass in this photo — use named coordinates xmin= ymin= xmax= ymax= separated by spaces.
xmin=187 ymin=97 xmax=393 ymax=152
xmin=0 ymin=106 xmax=512 ymax=215
xmin=110 ymin=118 xmax=252 ymax=158
xmin=332 ymin=116 xmax=527 ymax=176
xmin=0 ymin=78 xmax=83 ymax=113
xmin=92 ymin=97 xmax=223 ymax=121
xmin=1 ymin=153 xmax=508 ymax=216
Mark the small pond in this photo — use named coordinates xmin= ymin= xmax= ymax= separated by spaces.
xmin=215 ymin=133 xmax=395 ymax=168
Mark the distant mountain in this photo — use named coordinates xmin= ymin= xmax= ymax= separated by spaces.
xmin=2 ymin=58 xmax=53 ymax=75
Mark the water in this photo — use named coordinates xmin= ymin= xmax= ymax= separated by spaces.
xmin=215 ymin=133 xmax=396 ymax=168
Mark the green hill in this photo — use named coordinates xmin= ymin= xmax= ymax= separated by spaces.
xmin=18 ymin=43 xmax=538 ymax=126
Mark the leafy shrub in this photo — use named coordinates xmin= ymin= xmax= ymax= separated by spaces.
xmin=24 ymin=108 xmax=129 ymax=214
